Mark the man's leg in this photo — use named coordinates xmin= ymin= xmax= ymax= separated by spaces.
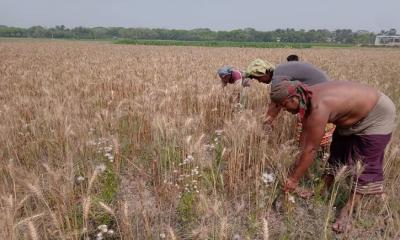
xmin=332 ymin=192 xmax=361 ymax=233
xmin=323 ymin=174 xmax=334 ymax=191
xmin=322 ymin=129 xmax=350 ymax=196
xmin=332 ymin=133 xmax=391 ymax=233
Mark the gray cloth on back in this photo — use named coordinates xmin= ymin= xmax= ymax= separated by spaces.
xmin=271 ymin=62 xmax=329 ymax=87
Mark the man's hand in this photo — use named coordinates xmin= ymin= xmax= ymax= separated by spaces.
xmin=263 ymin=115 xmax=274 ymax=126
xmin=283 ymin=177 xmax=299 ymax=193
xmin=295 ymin=187 xmax=314 ymax=199
xmin=263 ymin=115 xmax=275 ymax=134
xmin=264 ymin=124 xmax=273 ymax=135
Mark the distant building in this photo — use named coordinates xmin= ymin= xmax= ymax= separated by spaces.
xmin=375 ymin=35 xmax=400 ymax=46
xmin=356 ymin=30 xmax=370 ymax=34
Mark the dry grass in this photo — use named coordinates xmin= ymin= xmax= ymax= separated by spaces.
xmin=0 ymin=39 xmax=399 ymax=239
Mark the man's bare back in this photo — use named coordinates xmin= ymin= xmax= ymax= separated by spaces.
xmin=271 ymin=80 xmax=395 ymax=234
xmin=309 ymin=81 xmax=379 ymax=128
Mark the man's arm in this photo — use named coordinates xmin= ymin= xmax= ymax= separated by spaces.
xmin=298 ymin=117 xmax=308 ymax=148
xmin=241 ymin=77 xmax=251 ymax=87
xmin=264 ymin=102 xmax=282 ymax=125
xmin=265 ymin=76 xmax=293 ymax=125
xmin=285 ymin=109 xmax=329 ymax=191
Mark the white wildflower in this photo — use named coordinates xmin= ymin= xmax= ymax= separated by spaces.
xmin=104 ymin=146 xmax=113 ymax=152
xmin=76 ymin=176 xmax=85 ymax=182
xmin=182 ymin=155 xmax=194 ymax=165
xmin=234 ymin=103 xmax=243 ymax=110
xmin=204 ymin=144 xmax=215 ymax=151
xmin=160 ymin=233 xmax=166 ymax=239
xmin=95 ymin=164 xmax=106 ymax=173
xmin=96 ymin=137 xmax=108 ymax=146
xmin=215 ymin=129 xmax=223 ymax=136
xmin=97 ymin=224 xmax=108 ymax=233
xmin=288 ymin=194 xmax=295 ymax=204
xmin=105 ymin=152 xmax=114 ymax=162
xmin=261 ymin=172 xmax=276 ymax=185
xmin=191 ymin=168 xmax=199 ymax=176
xmin=107 ymin=229 xmax=115 ymax=235
xmin=96 ymin=232 xmax=103 ymax=240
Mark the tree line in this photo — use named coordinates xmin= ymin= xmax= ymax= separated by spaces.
xmin=0 ymin=25 xmax=397 ymax=44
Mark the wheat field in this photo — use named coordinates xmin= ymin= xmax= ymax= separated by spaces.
xmin=0 ymin=39 xmax=399 ymax=239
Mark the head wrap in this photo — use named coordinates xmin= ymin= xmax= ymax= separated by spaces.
xmin=270 ymin=80 xmax=313 ymax=119
xmin=245 ymin=59 xmax=275 ymax=77
xmin=230 ymin=69 xmax=243 ymax=81
xmin=217 ymin=65 xmax=233 ymax=78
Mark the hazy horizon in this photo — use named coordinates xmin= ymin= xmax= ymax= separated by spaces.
xmin=1 ymin=0 xmax=399 ymax=33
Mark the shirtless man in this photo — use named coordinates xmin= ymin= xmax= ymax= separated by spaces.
xmin=270 ymin=80 xmax=396 ymax=233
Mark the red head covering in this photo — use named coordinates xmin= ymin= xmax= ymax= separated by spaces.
xmin=270 ymin=80 xmax=313 ymax=119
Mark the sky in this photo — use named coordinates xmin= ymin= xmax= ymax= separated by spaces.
xmin=0 ymin=0 xmax=399 ymax=33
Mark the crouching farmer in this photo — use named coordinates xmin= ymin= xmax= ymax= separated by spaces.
xmin=270 ymin=80 xmax=396 ymax=233
xmin=217 ymin=65 xmax=250 ymax=87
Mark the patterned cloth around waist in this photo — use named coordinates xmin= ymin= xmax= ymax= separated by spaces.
xmin=296 ymin=121 xmax=335 ymax=147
